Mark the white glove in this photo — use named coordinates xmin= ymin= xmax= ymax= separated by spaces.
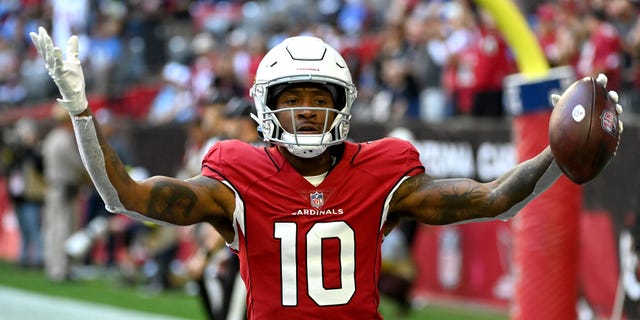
xmin=30 ymin=26 xmax=88 ymax=115
xmin=595 ymin=73 xmax=624 ymax=136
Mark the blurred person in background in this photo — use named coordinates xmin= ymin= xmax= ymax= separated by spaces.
xmin=404 ymin=4 xmax=449 ymax=123
xmin=42 ymin=104 xmax=88 ymax=282
xmin=137 ymin=223 xmax=181 ymax=294
xmin=577 ymin=7 xmax=623 ymax=91
xmin=190 ymin=32 xmax=219 ymax=107
xmin=467 ymin=5 xmax=516 ymax=117
xmin=1 ymin=118 xmax=46 ymax=269
xmin=223 ymin=97 xmax=262 ymax=145
xmin=50 ymin=0 xmax=89 ymax=50
xmin=607 ymin=0 xmax=640 ymax=113
xmin=440 ymin=0 xmax=476 ymax=116
xmin=370 ymin=56 xmax=421 ymax=124
xmin=535 ymin=3 xmax=562 ymax=67
xmin=147 ymin=61 xmax=196 ymax=125
xmin=0 ymin=36 xmax=27 ymax=106
xmin=176 ymin=117 xmax=213 ymax=182
xmin=177 ymin=97 xmax=233 ymax=181
xmin=186 ymin=222 xmax=246 ymax=320
xmin=626 ymin=2 xmax=640 ymax=113
xmin=368 ymin=16 xmax=427 ymax=123
xmin=552 ymin=1 xmax=588 ymax=69
xmin=86 ymin=15 xmax=125 ymax=98
xmin=533 ymin=2 xmax=582 ymax=69
xmin=228 ymin=30 xmax=267 ymax=96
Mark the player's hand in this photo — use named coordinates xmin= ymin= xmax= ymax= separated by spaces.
xmin=595 ymin=74 xmax=624 ymax=156
xmin=29 ymin=26 xmax=88 ymax=115
xmin=551 ymin=73 xmax=624 ymax=154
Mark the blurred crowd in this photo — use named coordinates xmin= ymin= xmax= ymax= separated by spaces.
xmin=1 ymin=0 xmax=639 ymax=125
xmin=2 ymin=0 xmax=640 ymax=317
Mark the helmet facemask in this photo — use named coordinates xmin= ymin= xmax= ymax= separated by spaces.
xmin=250 ymin=36 xmax=357 ymax=158
xmin=261 ymin=104 xmax=351 ymax=158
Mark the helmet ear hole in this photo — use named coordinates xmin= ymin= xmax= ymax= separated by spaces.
xmin=338 ymin=119 xmax=350 ymax=140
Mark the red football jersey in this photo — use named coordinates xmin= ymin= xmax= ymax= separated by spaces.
xmin=201 ymin=138 xmax=424 ymax=319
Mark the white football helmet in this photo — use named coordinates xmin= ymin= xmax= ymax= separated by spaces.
xmin=250 ymin=36 xmax=357 ymax=158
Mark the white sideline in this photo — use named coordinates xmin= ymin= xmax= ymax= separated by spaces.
xmin=0 ymin=285 xmax=188 ymax=320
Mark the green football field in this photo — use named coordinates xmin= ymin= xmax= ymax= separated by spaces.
xmin=0 ymin=260 xmax=508 ymax=319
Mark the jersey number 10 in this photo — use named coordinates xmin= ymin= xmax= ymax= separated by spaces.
xmin=274 ymin=221 xmax=356 ymax=306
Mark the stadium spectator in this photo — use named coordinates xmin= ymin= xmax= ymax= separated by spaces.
xmin=29 ymin=26 xmax=624 ymax=319
xmin=370 ymin=23 xmax=421 ymax=123
xmin=608 ymin=0 xmax=640 ymax=113
xmin=41 ymin=104 xmax=88 ymax=282
xmin=440 ymin=0 xmax=477 ymax=116
xmin=0 ymin=37 xmax=27 ymax=105
xmin=1 ymin=118 xmax=45 ymax=269
xmin=533 ymin=2 xmax=581 ymax=69
xmin=467 ymin=6 xmax=516 ymax=117
xmin=577 ymin=8 xmax=623 ymax=90
xmin=535 ymin=3 xmax=562 ymax=66
xmin=86 ymin=17 xmax=125 ymax=98
xmin=371 ymin=55 xmax=421 ymax=124
xmin=404 ymin=4 xmax=449 ymax=123
xmin=0 ymin=0 xmax=638 ymax=125
xmin=186 ymin=221 xmax=246 ymax=320
xmin=146 ymin=61 xmax=196 ymax=125
xmin=189 ymin=31 xmax=219 ymax=107
xmin=222 ymin=97 xmax=262 ymax=145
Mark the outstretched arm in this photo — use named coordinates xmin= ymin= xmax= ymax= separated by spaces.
xmin=389 ymin=74 xmax=623 ymax=226
xmin=389 ymin=146 xmax=556 ymax=225
xmin=74 ymin=109 xmax=234 ymax=225
xmin=30 ymin=27 xmax=236 ymax=241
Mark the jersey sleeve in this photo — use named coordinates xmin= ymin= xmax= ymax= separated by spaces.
xmin=200 ymin=140 xmax=276 ymax=184
xmin=201 ymin=142 xmax=226 ymax=181
xmin=394 ymin=138 xmax=425 ymax=177
xmin=354 ymin=137 xmax=425 ymax=178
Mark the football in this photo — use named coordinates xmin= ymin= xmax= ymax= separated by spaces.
xmin=548 ymin=76 xmax=620 ymax=184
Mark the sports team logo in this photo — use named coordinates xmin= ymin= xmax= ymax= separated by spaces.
xmin=600 ymin=110 xmax=617 ymax=136
xmin=310 ymin=191 xmax=324 ymax=208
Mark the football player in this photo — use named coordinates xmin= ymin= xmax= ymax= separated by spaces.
xmin=30 ymin=27 xmax=623 ymax=319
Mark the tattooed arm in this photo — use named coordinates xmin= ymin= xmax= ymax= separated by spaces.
xmin=389 ymin=147 xmax=555 ymax=226
xmin=75 ymin=109 xmax=237 ymax=242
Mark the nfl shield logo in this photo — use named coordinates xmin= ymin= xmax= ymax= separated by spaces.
xmin=310 ymin=192 xmax=324 ymax=208
xmin=600 ymin=110 xmax=617 ymax=136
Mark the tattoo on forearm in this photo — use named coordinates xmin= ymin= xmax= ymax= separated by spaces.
xmin=404 ymin=176 xmax=498 ymax=223
xmin=438 ymin=182 xmax=493 ymax=222
xmin=440 ymin=183 xmax=487 ymax=208
xmin=148 ymin=181 xmax=197 ymax=220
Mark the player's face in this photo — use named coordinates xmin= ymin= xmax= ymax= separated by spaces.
xmin=274 ymin=85 xmax=337 ymax=134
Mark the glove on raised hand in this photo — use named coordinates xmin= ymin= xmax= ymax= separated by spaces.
xmin=30 ymin=26 xmax=88 ymax=115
